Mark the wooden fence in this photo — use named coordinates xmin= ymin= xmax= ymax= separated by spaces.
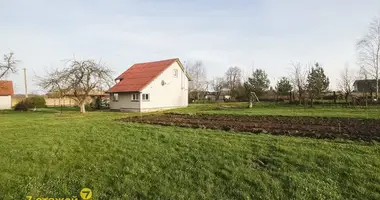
xmin=12 ymin=96 xmax=92 ymax=107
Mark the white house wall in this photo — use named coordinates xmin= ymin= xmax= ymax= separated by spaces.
xmin=109 ymin=93 xmax=141 ymax=112
xmin=141 ymin=62 xmax=188 ymax=111
xmin=0 ymin=95 xmax=11 ymax=110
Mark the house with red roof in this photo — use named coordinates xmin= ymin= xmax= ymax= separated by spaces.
xmin=0 ymin=80 xmax=14 ymax=110
xmin=108 ymin=58 xmax=191 ymax=112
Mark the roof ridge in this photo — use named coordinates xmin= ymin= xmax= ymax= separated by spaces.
xmin=133 ymin=58 xmax=178 ymax=65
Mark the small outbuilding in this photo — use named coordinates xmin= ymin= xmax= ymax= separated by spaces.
xmin=0 ymin=80 xmax=14 ymax=110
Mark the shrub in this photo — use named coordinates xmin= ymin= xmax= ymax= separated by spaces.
xmin=14 ymin=96 xmax=46 ymax=111
xmin=14 ymin=101 xmax=33 ymax=111
xmin=85 ymin=104 xmax=91 ymax=111
xmin=26 ymin=96 xmax=46 ymax=108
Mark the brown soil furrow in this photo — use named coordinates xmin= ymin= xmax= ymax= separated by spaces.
xmin=121 ymin=113 xmax=380 ymax=141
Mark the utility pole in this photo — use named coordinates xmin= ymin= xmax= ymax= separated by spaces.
xmin=23 ymin=68 xmax=28 ymax=98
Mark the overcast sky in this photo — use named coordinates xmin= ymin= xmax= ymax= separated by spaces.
xmin=1 ymin=0 xmax=380 ymax=93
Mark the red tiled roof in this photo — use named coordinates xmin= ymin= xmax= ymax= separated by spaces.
xmin=109 ymin=58 xmax=188 ymax=93
xmin=0 ymin=80 xmax=14 ymax=96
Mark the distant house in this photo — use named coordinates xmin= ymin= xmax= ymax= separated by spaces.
xmin=204 ymin=89 xmax=231 ymax=101
xmin=108 ymin=58 xmax=191 ymax=112
xmin=353 ymin=79 xmax=379 ymax=93
xmin=0 ymin=80 xmax=14 ymax=110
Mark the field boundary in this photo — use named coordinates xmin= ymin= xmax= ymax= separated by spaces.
xmin=121 ymin=113 xmax=380 ymax=142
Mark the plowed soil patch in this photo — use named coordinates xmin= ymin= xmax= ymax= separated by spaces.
xmin=121 ymin=113 xmax=380 ymax=141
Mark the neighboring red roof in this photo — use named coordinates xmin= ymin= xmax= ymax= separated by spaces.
xmin=109 ymin=58 xmax=188 ymax=93
xmin=0 ymin=80 xmax=14 ymax=96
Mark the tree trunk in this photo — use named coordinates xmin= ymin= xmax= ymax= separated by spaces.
xmin=215 ymin=92 xmax=220 ymax=101
xmin=310 ymin=97 xmax=313 ymax=107
xmin=80 ymin=102 xmax=86 ymax=113
xmin=298 ymin=91 xmax=302 ymax=105
xmin=333 ymin=91 xmax=337 ymax=104
xmin=289 ymin=92 xmax=292 ymax=103
xmin=253 ymin=92 xmax=260 ymax=102
xmin=292 ymin=92 xmax=295 ymax=103
xmin=248 ymin=92 xmax=254 ymax=108
xmin=376 ymin=78 xmax=379 ymax=101
xmin=345 ymin=92 xmax=349 ymax=104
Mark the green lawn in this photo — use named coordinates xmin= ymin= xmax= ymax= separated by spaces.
xmin=0 ymin=108 xmax=380 ymax=199
xmin=174 ymin=102 xmax=380 ymax=118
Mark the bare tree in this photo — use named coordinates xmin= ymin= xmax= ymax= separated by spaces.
xmin=338 ymin=63 xmax=355 ymax=103
xmin=289 ymin=62 xmax=308 ymax=104
xmin=225 ymin=66 xmax=242 ymax=97
xmin=357 ymin=17 xmax=380 ymax=100
xmin=211 ymin=77 xmax=225 ymax=101
xmin=187 ymin=61 xmax=207 ymax=100
xmin=359 ymin=66 xmax=374 ymax=105
xmin=38 ymin=59 xmax=113 ymax=113
xmin=0 ymin=52 xmax=19 ymax=79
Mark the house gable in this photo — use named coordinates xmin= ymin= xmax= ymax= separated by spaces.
xmin=140 ymin=61 xmax=189 ymax=109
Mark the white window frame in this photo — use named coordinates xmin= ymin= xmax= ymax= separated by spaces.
xmin=142 ymin=93 xmax=150 ymax=101
xmin=173 ymin=69 xmax=178 ymax=78
xmin=113 ymin=93 xmax=119 ymax=102
xmin=131 ymin=93 xmax=140 ymax=101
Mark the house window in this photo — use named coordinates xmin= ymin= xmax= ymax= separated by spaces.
xmin=113 ymin=93 xmax=118 ymax=102
xmin=173 ymin=69 xmax=178 ymax=78
xmin=132 ymin=93 xmax=140 ymax=101
xmin=142 ymin=94 xmax=150 ymax=101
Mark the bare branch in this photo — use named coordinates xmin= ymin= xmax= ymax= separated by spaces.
xmin=211 ymin=77 xmax=225 ymax=101
xmin=338 ymin=63 xmax=355 ymax=103
xmin=357 ymin=17 xmax=380 ymax=99
xmin=187 ymin=60 xmax=207 ymax=100
xmin=289 ymin=61 xmax=307 ymax=102
xmin=37 ymin=58 xmax=113 ymax=113
xmin=224 ymin=66 xmax=242 ymax=97
xmin=0 ymin=52 xmax=19 ymax=79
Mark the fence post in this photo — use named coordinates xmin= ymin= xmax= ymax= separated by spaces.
xmin=333 ymin=91 xmax=337 ymax=105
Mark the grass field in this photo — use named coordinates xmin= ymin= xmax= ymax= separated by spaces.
xmin=174 ymin=102 xmax=380 ymax=118
xmin=0 ymin=105 xmax=380 ymax=199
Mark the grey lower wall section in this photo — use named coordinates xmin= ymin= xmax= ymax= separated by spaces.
xmin=111 ymin=106 xmax=186 ymax=113
xmin=140 ymin=106 xmax=185 ymax=112
xmin=120 ymin=107 xmax=141 ymax=112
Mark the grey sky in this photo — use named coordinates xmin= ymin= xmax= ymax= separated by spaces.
xmin=1 ymin=0 xmax=379 ymax=93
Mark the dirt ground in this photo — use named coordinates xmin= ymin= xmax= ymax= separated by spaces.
xmin=121 ymin=113 xmax=380 ymax=141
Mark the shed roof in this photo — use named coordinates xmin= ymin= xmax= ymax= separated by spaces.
xmin=0 ymin=80 xmax=14 ymax=96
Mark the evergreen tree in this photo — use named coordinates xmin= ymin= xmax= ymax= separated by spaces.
xmin=306 ymin=63 xmax=330 ymax=106
xmin=276 ymin=77 xmax=293 ymax=95
xmin=245 ymin=69 xmax=270 ymax=97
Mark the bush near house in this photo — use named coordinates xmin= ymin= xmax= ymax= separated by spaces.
xmin=25 ymin=96 xmax=46 ymax=108
xmin=14 ymin=101 xmax=33 ymax=111
xmin=13 ymin=96 xmax=46 ymax=111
